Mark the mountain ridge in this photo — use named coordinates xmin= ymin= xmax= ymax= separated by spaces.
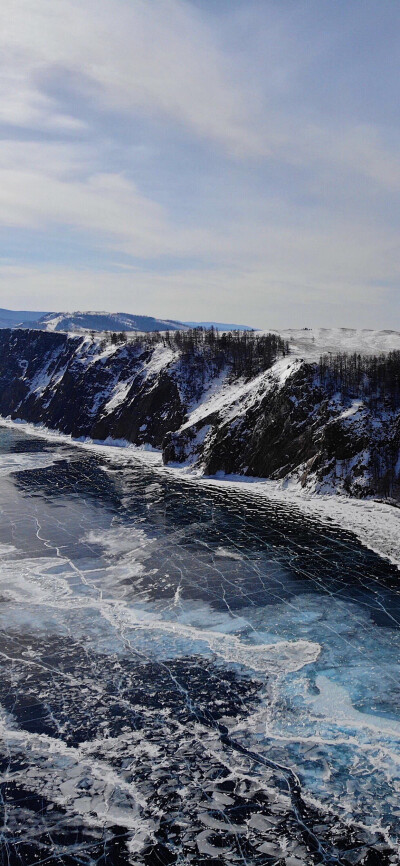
xmin=0 ymin=308 xmax=253 ymax=333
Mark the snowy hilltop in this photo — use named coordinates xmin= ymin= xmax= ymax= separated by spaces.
xmin=1 ymin=325 xmax=400 ymax=501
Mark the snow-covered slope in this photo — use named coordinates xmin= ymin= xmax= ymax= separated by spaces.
xmin=163 ymin=329 xmax=400 ymax=500
xmin=269 ymin=327 xmax=400 ymax=359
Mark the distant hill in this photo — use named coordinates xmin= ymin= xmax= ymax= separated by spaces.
xmin=22 ymin=311 xmax=188 ymax=333
xmin=0 ymin=308 xmax=48 ymax=329
xmin=183 ymin=321 xmax=253 ymax=331
xmin=0 ymin=309 xmax=253 ymax=333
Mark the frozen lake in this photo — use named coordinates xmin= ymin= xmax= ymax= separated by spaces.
xmin=0 ymin=426 xmax=399 ymax=865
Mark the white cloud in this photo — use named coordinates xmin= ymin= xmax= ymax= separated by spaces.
xmin=0 ymin=0 xmax=266 ymax=156
xmin=0 ymin=136 xmax=398 ymax=282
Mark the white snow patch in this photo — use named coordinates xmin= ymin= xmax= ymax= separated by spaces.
xmin=264 ymin=327 xmax=400 ymax=360
xmin=102 ymin=379 xmax=132 ymax=414
xmin=336 ymin=400 xmax=365 ymax=421
xmin=142 ymin=344 xmax=177 ymax=379
xmin=181 ymin=357 xmax=299 ymax=431
xmin=25 ymin=351 xmax=65 ymax=398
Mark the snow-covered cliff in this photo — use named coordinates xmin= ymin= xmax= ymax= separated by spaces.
xmin=1 ymin=326 xmax=400 ymax=500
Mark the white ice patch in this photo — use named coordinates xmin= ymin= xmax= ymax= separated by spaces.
xmin=311 ymin=675 xmax=400 ymax=739
xmin=0 ymin=543 xmax=18 ymax=556
xmin=100 ymin=601 xmax=321 ymax=675
xmin=0 ymin=556 xmax=75 ymax=607
xmin=0 ymin=451 xmax=62 ymax=475
xmin=85 ymin=525 xmax=149 ymax=556
xmin=215 ymin=546 xmax=243 ymax=560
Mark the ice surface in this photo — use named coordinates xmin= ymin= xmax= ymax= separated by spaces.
xmin=4 ymin=415 xmax=400 ymax=572
xmin=0 ymin=424 xmax=399 ymax=863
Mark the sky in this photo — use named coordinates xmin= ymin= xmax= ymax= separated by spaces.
xmin=0 ymin=0 xmax=399 ymax=328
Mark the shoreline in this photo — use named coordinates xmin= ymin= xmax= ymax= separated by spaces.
xmin=1 ymin=415 xmax=400 ymax=573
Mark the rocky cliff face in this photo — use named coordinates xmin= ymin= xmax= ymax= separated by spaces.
xmin=1 ymin=328 xmax=399 ymax=500
xmin=0 ymin=329 xmax=217 ymax=447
